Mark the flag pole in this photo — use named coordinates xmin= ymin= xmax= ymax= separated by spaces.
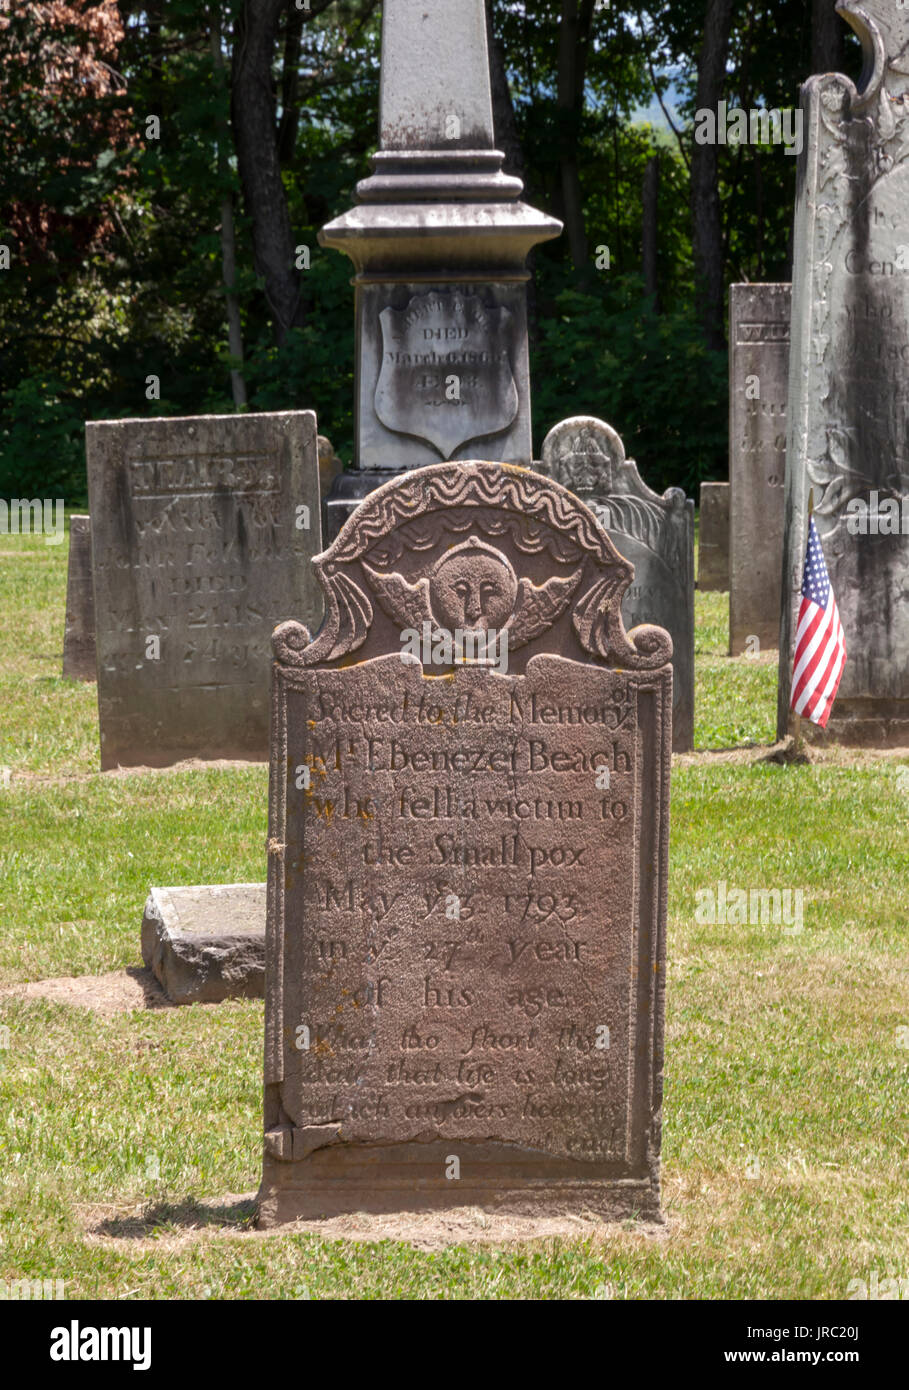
xmin=791 ymin=487 xmax=815 ymax=755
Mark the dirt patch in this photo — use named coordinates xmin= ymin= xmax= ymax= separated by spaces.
xmin=79 ymin=1194 xmax=665 ymax=1253
xmin=0 ymin=967 xmax=172 ymax=1014
xmin=675 ymin=740 xmax=909 ymax=769
xmin=2 ymin=757 xmax=267 ymax=789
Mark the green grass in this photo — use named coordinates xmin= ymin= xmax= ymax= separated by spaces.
xmin=0 ymin=518 xmax=907 ymax=1298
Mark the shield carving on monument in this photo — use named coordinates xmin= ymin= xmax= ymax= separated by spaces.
xmin=375 ymin=291 xmax=519 ymax=458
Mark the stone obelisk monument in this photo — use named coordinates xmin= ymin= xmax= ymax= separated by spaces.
xmin=319 ymin=0 xmax=561 ymax=536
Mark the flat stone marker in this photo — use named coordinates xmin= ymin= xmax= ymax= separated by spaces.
xmin=86 ymin=411 xmax=323 ymax=769
xmin=141 ymin=883 xmax=265 ymax=1005
xmin=538 ymin=417 xmax=694 ymax=753
xmin=62 ymin=515 xmax=97 ymax=680
xmin=697 ymin=482 xmax=729 ymax=591
xmin=729 ymin=283 xmax=790 ymax=653
xmin=779 ymin=5 xmax=909 ymax=743
xmin=258 ymin=460 xmax=672 ymax=1224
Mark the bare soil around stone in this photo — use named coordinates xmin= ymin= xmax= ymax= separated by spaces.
xmin=78 ymin=1194 xmax=664 ymax=1253
xmin=0 ymin=967 xmax=216 ymax=1014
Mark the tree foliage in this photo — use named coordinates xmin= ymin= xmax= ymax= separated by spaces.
xmin=0 ymin=0 xmax=863 ymax=499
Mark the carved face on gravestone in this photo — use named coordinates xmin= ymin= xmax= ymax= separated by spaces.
xmin=429 ymin=540 xmax=518 ymax=632
xmin=550 ymin=432 xmax=617 ymax=497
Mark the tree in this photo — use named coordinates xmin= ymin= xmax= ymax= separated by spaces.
xmin=689 ymin=0 xmax=734 ymax=350
xmin=556 ymin=0 xmax=597 ymax=278
xmin=811 ymin=0 xmax=849 ymax=76
xmin=210 ymin=4 xmax=247 ymax=406
xmin=232 ymin=0 xmax=306 ymax=346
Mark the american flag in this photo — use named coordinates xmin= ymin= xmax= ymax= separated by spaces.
xmin=790 ymin=517 xmax=847 ymax=729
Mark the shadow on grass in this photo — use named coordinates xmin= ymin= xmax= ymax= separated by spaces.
xmin=123 ymin=966 xmax=175 ymax=1010
xmin=95 ymin=1196 xmax=258 ymax=1239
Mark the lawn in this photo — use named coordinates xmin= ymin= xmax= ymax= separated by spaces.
xmin=0 ymin=520 xmax=907 ymax=1299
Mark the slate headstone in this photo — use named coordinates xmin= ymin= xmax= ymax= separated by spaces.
xmin=62 ymin=515 xmax=97 ymax=680
xmin=538 ymin=417 xmax=694 ymax=753
xmin=258 ymin=460 xmax=672 ymax=1224
xmin=697 ymin=483 xmax=729 ymax=592
xmin=779 ymin=4 xmax=909 ymax=743
xmin=86 ymin=411 xmax=323 ymax=769
xmin=729 ymin=283 xmax=790 ymax=653
xmin=141 ymin=883 xmax=265 ymax=1005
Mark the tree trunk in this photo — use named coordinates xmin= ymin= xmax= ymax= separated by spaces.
xmin=690 ymin=0 xmax=734 ymax=351
xmin=147 ymin=0 xmax=165 ymax=127
xmin=231 ymin=0 xmax=304 ymax=347
xmin=642 ymin=154 xmax=660 ymax=311
xmin=556 ymin=0 xmax=596 ymax=281
xmin=485 ymin=0 xmax=524 ymax=183
xmin=485 ymin=0 xmax=540 ymax=339
xmin=277 ymin=7 xmax=304 ymax=168
xmin=211 ymin=10 xmax=247 ymax=407
xmin=811 ymin=0 xmax=848 ymax=75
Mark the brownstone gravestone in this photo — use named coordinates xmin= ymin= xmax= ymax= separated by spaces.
xmin=729 ymin=283 xmax=790 ymax=653
xmin=62 ymin=515 xmax=97 ymax=680
xmin=86 ymin=411 xmax=323 ymax=769
xmin=697 ymin=483 xmax=729 ymax=592
xmin=258 ymin=460 xmax=671 ymax=1224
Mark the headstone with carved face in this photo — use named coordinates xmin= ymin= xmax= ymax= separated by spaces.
xmin=537 ymin=418 xmax=694 ymax=753
xmin=779 ymin=0 xmax=909 ymax=743
xmin=257 ymin=460 xmax=672 ymax=1224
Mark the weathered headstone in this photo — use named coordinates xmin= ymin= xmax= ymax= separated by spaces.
xmin=86 ymin=411 xmax=323 ymax=769
xmin=729 ymin=283 xmax=790 ymax=653
xmin=258 ymin=461 xmax=671 ymax=1224
xmin=319 ymin=0 xmax=561 ymax=537
xmin=62 ymin=515 xmax=97 ymax=680
xmin=779 ymin=3 xmax=909 ymax=742
xmin=141 ymin=883 xmax=265 ymax=1005
xmin=697 ymin=483 xmax=729 ymax=592
xmin=317 ymin=435 xmax=343 ymax=500
xmin=317 ymin=435 xmax=344 ymax=546
xmin=538 ymin=418 xmax=694 ymax=753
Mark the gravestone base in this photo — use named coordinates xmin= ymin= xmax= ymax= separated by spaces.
xmin=141 ymin=883 xmax=265 ymax=1005
xmin=258 ymin=1140 xmax=661 ymax=1225
xmin=799 ymin=700 xmax=909 ymax=749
